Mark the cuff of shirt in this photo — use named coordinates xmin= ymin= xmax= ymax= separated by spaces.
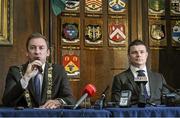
xmin=20 ymin=77 xmax=29 ymax=89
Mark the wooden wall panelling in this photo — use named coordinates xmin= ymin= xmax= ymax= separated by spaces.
xmin=0 ymin=0 xmax=43 ymax=104
xmin=146 ymin=0 xmax=180 ymax=89
xmin=56 ymin=0 xmax=130 ymax=103
xmin=129 ymin=0 xmax=138 ymax=41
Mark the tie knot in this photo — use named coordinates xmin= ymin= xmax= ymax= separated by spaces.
xmin=137 ymin=70 xmax=145 ymax=76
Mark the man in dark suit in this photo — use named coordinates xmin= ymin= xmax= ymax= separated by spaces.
xmin=2 ymin=33 xmax=75 ymax=109
xmin=111 ymin=40 xmax=169 ymax=105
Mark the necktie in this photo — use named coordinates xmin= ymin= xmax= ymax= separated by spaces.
xmin=137 ymin=70 xmax=150 ymax=100
xmin=34 ymin=72 xmax=41 ymax=103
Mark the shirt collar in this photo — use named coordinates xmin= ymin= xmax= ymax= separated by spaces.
xmin=130 ymin=65 xmax=147 ymax=73
xmin=41 ymin=63 xmax=45 ymax=74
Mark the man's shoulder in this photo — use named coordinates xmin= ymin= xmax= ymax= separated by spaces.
xmin=7 ymin=64 xmax=27 ymax=76
xmin=50 ymin=63 xmax=65 ymax=71
xmin=114 ymin=69 xmax=131 ymax=78
xmin=51 ymin=63 xmax=64 ymax=68
xmin=9 ymin=64 xmax=24 ymax=71
xmin=147 ymin=70 xmax=163 ymax=76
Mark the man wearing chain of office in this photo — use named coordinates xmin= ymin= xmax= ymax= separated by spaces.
xmin=2 ymin=33 xmax=75 ymax=109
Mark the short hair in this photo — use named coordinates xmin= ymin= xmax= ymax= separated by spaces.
xmin=128 ymin=39 xmax=148 ymax=54
xmin=26 ymin=32 xmax=49 ymax=51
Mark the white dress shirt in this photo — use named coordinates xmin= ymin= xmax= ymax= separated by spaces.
xmin=130 ymin=65 xmax=150 ymax=96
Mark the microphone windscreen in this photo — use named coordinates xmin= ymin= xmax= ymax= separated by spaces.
xmin=134 ymin=76 xmax=148 ymax=82
xmin=84 ymin=84 xmax=96 ymax=97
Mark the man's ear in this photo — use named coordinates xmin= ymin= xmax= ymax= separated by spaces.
xmin=26 ymin=52 xmax=29 ymax=57
xmin=127 ymin=54 xmax=130 ymax=60
xmin=146 ymin=51 xmax=148 ymax=58
xmin=47 ymin=49 xmax=50 ymax=56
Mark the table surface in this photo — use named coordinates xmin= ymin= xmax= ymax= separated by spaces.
xmin=106 ymin=106 xmax=180 ymax=117
xmin=0 ymin=107 xmax=111 ymax=117
xmin=0 ymin=106 xmax=179 ymax=117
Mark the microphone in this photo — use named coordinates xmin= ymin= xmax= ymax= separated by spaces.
xmin=163 ymin=84 xmax=180 ymax=96
xmin=134 ymin=76 xmax=148 ymax=97
xmin=162 ymin=84 xmax=180 ymax=106
xmin=73 ymin=84 xmax=96 ymax=109
xmin=94 ymin=85 xmax=110 ymax=109
xmin=100 ymin=85 xmax=110 ymax=100
xmin=134 ymin=76 xmax=148 ymax=84
xmin=135 ymin=76 xmax=148 ymax=107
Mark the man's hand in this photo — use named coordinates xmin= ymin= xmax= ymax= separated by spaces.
xmin=40 ymin=100 xmax=62 ymax=109
xmin=20 ymin=60 xmax=43 ymax=89
xmin=23 ymin=60 xmax=43 ymax=82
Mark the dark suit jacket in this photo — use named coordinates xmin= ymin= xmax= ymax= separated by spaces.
xmin=2 ymin=62 xmax=75 ymax=107
xmin=111 ymin=68 xmax=169 ymax=105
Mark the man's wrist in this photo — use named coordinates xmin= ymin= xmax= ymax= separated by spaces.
xmin=56 ymin=98 xmax=67 ymax=105
xmin=20 ymin=76 xmax=29 ymax=89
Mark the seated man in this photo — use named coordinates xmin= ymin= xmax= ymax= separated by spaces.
xmin=2 ymin=33 xmax=75 ymax=109
xmin=111 ymin=39 xmax=169 ymax=105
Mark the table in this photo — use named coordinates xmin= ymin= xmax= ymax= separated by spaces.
xmin=0 ymin=108 xmax=111 ymax=117
xmin=0 ymin=106 xmax=179 ymax=117
xmin=106 ymin=106 xmax=180 ymax=117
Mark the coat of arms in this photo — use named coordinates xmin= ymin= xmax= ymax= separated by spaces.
xmin=63 ymin=54 xmax=80 ymax=75
xmin=171 ymin=0 xmax=180 ymax=14
xmin=149 ymin=0 xmax=165 ymax=14
xmin=62 ymin=23 xmax=79 ymax=43
xmin=150 ymin=24 xmax=165 ymax=40
xmin=172 ymin=21 xmax=180 ymax=43
xmin=62 ymin=50 xmax=80 ymax=80
xmin=65 ymin=0 xmax=80 ymax=11
xmin=85 ymin=0 xmax=102 ymax=12
xmin=108 ymin=22 xmax=126 ymax=44
xmin=108 ymin=0 xmax=127 ymax=13
xmin=85 ymin=25 xmax=102 ymax=44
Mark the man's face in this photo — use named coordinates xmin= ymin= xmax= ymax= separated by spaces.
xmin=128 ymin=45 xmax=148 ymax=68
xmin=27 ymin=37 xmax=50 ymax=64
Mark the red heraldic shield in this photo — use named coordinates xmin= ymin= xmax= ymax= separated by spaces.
xmin=63 ymin=54 xmax=80 ymax=79
xmin=109 ymin=22 xmax=126 ymax=42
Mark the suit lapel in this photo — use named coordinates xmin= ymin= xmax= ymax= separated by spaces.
xmin=22 ymin=63 xmax=34 ymax=97
xmin=27 ymin=79 xmax=37 ymax=102
xmin=22 ymin=63 xmax=37 ymax=103
xmin=41 ymin=63 xmax=49 ymax=104
xmin=147 ymin=70 xmax=154 ymax=97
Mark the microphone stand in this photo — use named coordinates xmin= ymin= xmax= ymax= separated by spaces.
xmin=138 ymin=89 xmax=157 ymax=107
xmin=162 ymin=84 xmax=180 ymax=106
xmin=163 ymin=84 xmax=180 ymax=96
xmin=146 ymin=100 xmax=157 ymax=107
xmin=136 ymin=81 xmax=148 ymax=107
xmin=94 ymin=86 xmax=109 ymax=109
xmin=100 ymin=94 xmax=106 ymax=108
